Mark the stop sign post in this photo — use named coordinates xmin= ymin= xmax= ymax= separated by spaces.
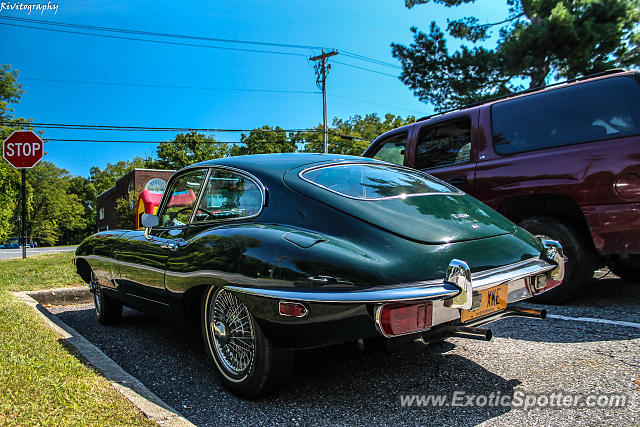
xmin=3 ymin=131 xmax=44 ymax=259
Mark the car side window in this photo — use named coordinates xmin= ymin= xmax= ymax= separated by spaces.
xmin=492 ymin=75 xmax=640 ymax=155
xmin=371 ymin=132 xmax=407 ymax=165
xmin=159 ymin=169 xmax=207 ymax=227
xmin=415 ymin=117 xmax=471 ymax=170
xmin=192 ymin=169 xmax=263 ymax=223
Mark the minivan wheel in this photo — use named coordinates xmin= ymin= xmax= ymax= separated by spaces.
xmin=519 ymin=217 xmax=595 ymax=304
xmin=91 ymin=274 xmax=122 ymax=325
xmin=201 ymin=286 xmax=294 ymax=399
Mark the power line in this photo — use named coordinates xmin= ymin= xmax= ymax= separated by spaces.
xmin=2 ymin=121 xmax=321 ymax=133
xmin=331 ymin=60 xmax=400 ymax=78
xmin=2 ymin=121 xmax=370 ymax=141
xmin=0 ymin=15 xmax=327 ymax=50
xmin=44 ymin=133 xmax=370 ymax=144
xmin=45 ymin=138 xmax=244 ymax=144
xmin=0 ymin=22 xmax=309 ymax=57
xmin=21 ymin=77 xmax=320 ymax=94
xmin=21 ymin=77 xmax=421 ymax=112
xmin=329 ymin=93 xmax=427 ymax=115
xmin=0 ymin=16 xmax=402 ymax=70
xmin=340 ymin=51 xmax=402 ymax=70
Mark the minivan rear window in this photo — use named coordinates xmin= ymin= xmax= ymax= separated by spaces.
xmin=492 ymin=75 xmax=640 ymax=155
xmin=300 ymin=163 xmax=459 ymax=200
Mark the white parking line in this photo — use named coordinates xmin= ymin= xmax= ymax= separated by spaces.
xmin=547 ymin=314 xmax=640 ymax=329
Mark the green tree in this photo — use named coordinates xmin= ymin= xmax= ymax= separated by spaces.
xmin=231 ymin=126 xmax=297 ymax=156
xmin=65 ymin=176 xmax=97 ymax=241
xmin=27 ymin=162 xmax=86 ymax=246
xmin=153 ymin=131 xmax=231 ymax=170
xmin=392 ymin=0 xmax=640 ymax=111
xmin=0 ymin=65 xmax=35 ymax=242
xmin=299 ymin=113 xmax=416 ymax=154
xmin=113 ymin=189 xmax=138 ymax=230
xmin=89 ymin=157 xmax=151 ymax=195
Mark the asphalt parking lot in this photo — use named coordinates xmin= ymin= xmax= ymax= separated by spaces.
xmin=50 ymin=274 xmax=639 ymax=426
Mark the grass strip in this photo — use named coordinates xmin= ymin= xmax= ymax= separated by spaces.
xmin=0 ymin=252 xmax=153 ymax=425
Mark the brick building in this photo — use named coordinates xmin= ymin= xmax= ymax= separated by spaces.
xmin=96 ymin=169 xmax=175 ymax=231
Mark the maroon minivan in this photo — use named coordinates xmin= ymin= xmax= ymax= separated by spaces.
xmin=363 ymin=70 xmax=640 ymax=303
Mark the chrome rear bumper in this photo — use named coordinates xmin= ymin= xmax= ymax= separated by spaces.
xmin=226 ymin=240 xmax=565 ymax=305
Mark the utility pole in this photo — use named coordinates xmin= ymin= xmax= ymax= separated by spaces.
xmin=310 ymin=50 xmax=338 ymax=154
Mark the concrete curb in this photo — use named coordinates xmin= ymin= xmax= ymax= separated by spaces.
xmin=13 ymin=288 xmax=194 ymax=427
xmin=25 ymin=287 xmax=93 ymax=305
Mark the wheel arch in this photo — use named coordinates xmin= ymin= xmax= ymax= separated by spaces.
xmin=497 ymin=194 xmax=594 ymax=246
xmin=75 ymin=257 xmax=92 ymax=284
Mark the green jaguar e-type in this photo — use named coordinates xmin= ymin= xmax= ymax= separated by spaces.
xmin=74 ymin=153 xmax=565 ymax=399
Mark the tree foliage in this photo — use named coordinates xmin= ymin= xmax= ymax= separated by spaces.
xmin=299 ymin=113 xmax=416 ymax=155
xmin=113 ymin=190 xmax=138 ymax=230
xmin=153 ymin=131 xmax=231 ymax=170
xmin=89 ymin=157 xmax=151 ymax=195
xmin=65 ymin=176 xmax=97 ymax=242
xmin=393 ymin=0 xmax=640 ymax=111
xmin=0 ymin=65 xmax=34 ymax=242
xmin=231 ymin=126 xmax=297 ymax=156
xmin=27 ymin=162 xmax=86 ymax=246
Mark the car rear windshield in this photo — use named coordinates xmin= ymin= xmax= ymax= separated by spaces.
xmin=301 ymin=163 xmax=459 ymax=200
xmin=492 ymin=74 xmax=640 ymax=155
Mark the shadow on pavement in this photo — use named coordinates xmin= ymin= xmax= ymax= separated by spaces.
xmin=55 ymin=306 xmax=519 ymax=426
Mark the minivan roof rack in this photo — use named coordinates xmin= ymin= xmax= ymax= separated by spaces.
xmin=416 ymin=68 xmax=629 ymax=122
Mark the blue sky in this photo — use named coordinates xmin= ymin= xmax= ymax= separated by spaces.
xmin=1 ymin=0 xmax=507 ymax=177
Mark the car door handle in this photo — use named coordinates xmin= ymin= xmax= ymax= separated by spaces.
xmin=448 ymin=176 xmax=467 ymax=187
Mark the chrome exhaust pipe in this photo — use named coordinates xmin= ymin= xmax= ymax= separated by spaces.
xmin=440 ymin=325 xmax=493 ymax=341
xmin=503 ymin=306 xmax=546 ymax=319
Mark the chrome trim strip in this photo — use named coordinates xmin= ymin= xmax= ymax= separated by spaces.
xmin=226 ymin=282 xmax=460 ymax=304
xmin=469 ymin=257 xmax=556 ymax=291
xmin=189 ymin=168 xmax=212 ymax=224
xmin=225 ymin=257 xmax=558 ymax=304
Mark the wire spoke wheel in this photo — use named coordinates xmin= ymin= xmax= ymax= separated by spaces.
xmin=209 ymin=289 xmax=256 ymax=377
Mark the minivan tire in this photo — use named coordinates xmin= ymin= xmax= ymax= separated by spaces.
xmin=519 ymin=217 xmax=595 ymax=304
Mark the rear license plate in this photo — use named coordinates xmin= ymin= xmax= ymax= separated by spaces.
xmin=460 ymin=284 xmax=508 ymax=323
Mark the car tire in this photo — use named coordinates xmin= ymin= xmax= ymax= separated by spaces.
xmin=201 ymin=286 xmax=294 ymax=399
xmin=93 ymin=280 xmax=123 ymax=325
xmin=608 ymin=263 xmax=640 ymax=284
xmin=519 ymin=217 xmax=595 ymax=304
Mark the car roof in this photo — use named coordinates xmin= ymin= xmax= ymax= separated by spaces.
xmin=183 ymin=153 xmax=382 ymax=180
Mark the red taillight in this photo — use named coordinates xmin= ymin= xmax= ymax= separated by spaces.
xmin=530 ymin=275 xmax=562 ymax=294
xmin=377 ymin=302 xmax=433 ymax=337
xmin=540 ymin=278 xmax=562 ymax=292
xmin=279 ymin=301 xmax=308 ymax=317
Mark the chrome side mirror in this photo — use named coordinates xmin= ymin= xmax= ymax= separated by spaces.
xmin=141 ymin=213 xmax=159 ymax=240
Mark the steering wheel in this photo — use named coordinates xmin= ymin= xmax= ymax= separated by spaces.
xmin=167 ymin=206 xmax=217 ymax=225
xmin=194 ymin=207 xmax=216 ymax=221
xmin=166 ymin=206 xmax=195 ymax=225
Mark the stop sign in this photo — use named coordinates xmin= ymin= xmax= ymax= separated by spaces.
xmin=3 ymin=130 xmax=44 ymax=168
